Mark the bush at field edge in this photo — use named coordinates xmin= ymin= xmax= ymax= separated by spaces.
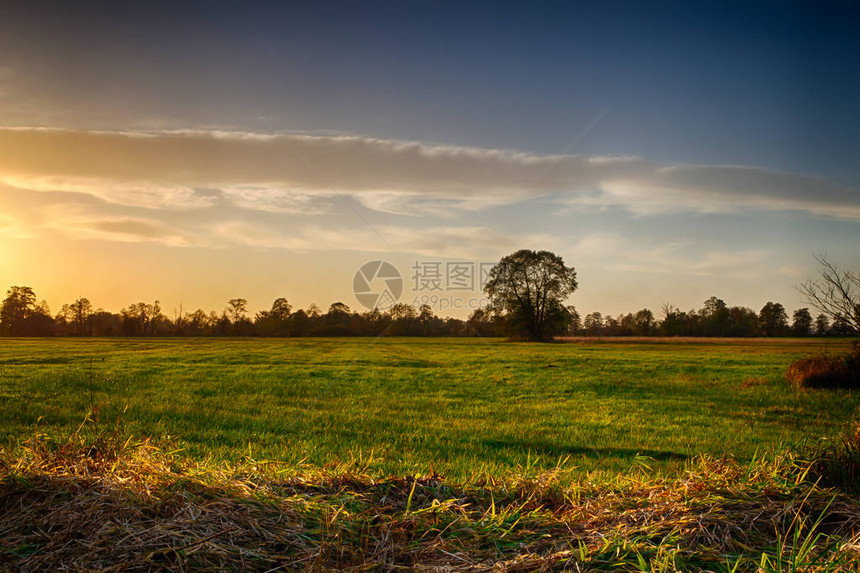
xmin=786 ymin=341 xmax=860 ymax=389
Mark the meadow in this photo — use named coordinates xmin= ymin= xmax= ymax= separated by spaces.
xmin=1 ymin=337 xmax=856 ymax=479
xmin=3 ymin=337 xmax=860 ymax=571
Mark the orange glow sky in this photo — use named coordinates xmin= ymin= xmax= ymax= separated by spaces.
xmin=0 ymin=2 xmax=858 ymax=319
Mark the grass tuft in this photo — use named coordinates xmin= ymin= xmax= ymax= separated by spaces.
xmin=807 ymin=424 xmax=860 ymax=494
xmin=2 ymin=431 xmax=860 ymax=571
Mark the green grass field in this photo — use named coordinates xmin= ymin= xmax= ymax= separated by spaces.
xmin=3 ymin=337 xmax=860 ymax=571
xmin=1 ymin=337 xmax=856 ymax=480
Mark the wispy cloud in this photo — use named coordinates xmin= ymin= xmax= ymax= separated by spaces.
xmin=0 ymin=127 xmax=857 ymax=221
xmin=591 ymin=165 xmax=860 ymax=220
xmin=206 ymin=221 xmax=535 ymax=257
xmin=219 ymin=186 xmax=333 ymax=215
xmin=37 ymin=203 xmax=194 ymax=246
xmin=0 ymin=175 xmax=213 ymax=210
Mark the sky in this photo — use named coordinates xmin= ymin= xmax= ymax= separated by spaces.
xmin=0 ymin=0 xmax=858 ymax=319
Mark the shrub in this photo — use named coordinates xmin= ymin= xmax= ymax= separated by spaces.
xmin=786 ymin=342 xmax=860 ymax=389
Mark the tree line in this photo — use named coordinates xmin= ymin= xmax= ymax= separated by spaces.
xmin=0 ymin=285 xmax=850 ymax=338
xmin=0 ymin=287 xmax=474 ymax=337
xmin=568 ymin=297 xmax=852 ymax=338
xmin=3 ymin=250 xmax=856 ymax=340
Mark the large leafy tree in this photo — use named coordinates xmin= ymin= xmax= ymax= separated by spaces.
xmin=484 ymin=249 xmax=578 ymax=341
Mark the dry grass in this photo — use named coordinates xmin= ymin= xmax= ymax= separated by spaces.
xmin=808 ymin=425 xmax=860 ymax=495
xmin=740 ymin=377 xmax=768 ymax=388
xmin=786 ymin=343 xmax=860 ymax=389
xmin=2 ymin=430 xmax=860 ymax=572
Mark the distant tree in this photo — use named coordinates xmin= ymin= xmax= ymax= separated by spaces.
xmin=583 ymin=312 xmax=603 ymax=336
xmin=214 ymin=311 xmax=232 ymax=336
xmin=417 ymin=304 xmax=434 ymax=323
xmin=90 ymin=310 xmax=122 ymax=336
xmin=148 ymin=300 xmax=166 ymax=335
xmin=726 ymin=306 xmax=759 ymax=337
xmin=253 ymin=310 xmax=272 ymax=335
xmin=314 ymin=302 xmax=353 ymax=335
xmin=362 ymin=307 xmax=390 ymax=336
xmin=680 ymin=309 xmax=701 ymax=336
xmin=270 ymin=298 xmax=292 ymax=322
xmin=700 ymin=296 xmax=729 ymax=337
xmin=0 ymin=287 xmax=55 ymax=336
xmin=659 ymin=303 xmax=680 ymax=336
xmin=205 ymin=310 xmax=221 ymax=334
xmin=290 ymin=309 xmax=310 ymax=336
xmin=70 ymin=297 xmax=93 ymax=336
xmin=484 ymin=249 xmax=578 ymax=341
xmin=467 ymin=308 xmax=497 ymax=337
xmin=223 ymin=298 xmax=251 ymax=335
xmin=120 ymin=305 xmax=142 ymax=336
xmin=35 ymin=300 xmax=51 ymax=317
xmin=603 ymin=314 xmax=620 ymax=336
xmin=1 ymin=286 xmax=37 ymax=336
xmin=829 ymin=316 xmax=854 ymax=336
xmin=443 ymin=316 xmax=466 ymax=336
xmin=121 ymin=302 xmax=144 ymax=336
xmin=388 ymin=302 xmax=417 ymax=335
xmin=255 ymin=297 xmax=292 ymax=336
xmin=55 ymin=304 xmax=72 ymax=333
xmin=618 ymin=313 xmax=635 ymax=336
xmin=327 ymin=302 xmax=350 ymax=316
xmin=567 ymin=306 xmax=581 ymax=336
xmin=121 ymin=301 xmax=162 ymax=336
xmin=187 ymin=309 xmax=211 ymax=335
xmin=633 ymin=308 xmax=655 ymax=336
xmin=798 ymin=256 xmax=860 ymax=335
xmin=227 ymin=298 xmax=248 ymax=323
xmin=791 ymin=308 xmax=813 ymax=337
xmin=759 ymin=302 xmax=789 ymax=337
xmin=416 ymin=304 xmax=442 ymax=336
xmin=814 ymin=313 xmax=830 ymax=336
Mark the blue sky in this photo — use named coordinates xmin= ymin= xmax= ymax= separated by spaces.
xmin=0 ymin=1 xmax=857 ymax=317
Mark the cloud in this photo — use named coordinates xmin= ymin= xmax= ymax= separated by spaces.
xmin=0 ymin=127 xmax=856 ymax=220
xmin=350 ymin=191 xmax=514 ymax=216
xmin=0 ymin=126 xmax=855 ymax=289
xmin=203 ymin=220 xmax=534 ymax=258
xmin=41 ymin=211 xmax=193 ymax=246
xmin=594 ymin=165 xmax=860 ymax=220
xmin=0 ymin=189 xmax=195 ymax=246
xmin=4 ymin=189 xmax=779 ymax=283
xmin=0 ymin=175 xmax=213 ymax=210
xmin=558 ymin=231 xmax=775 ymax=280
xmin=219 ymin=185 xmax=332 ymax=215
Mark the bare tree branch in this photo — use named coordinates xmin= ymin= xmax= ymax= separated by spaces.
xmin=797 ymin=255 xmax=860 ymax=334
